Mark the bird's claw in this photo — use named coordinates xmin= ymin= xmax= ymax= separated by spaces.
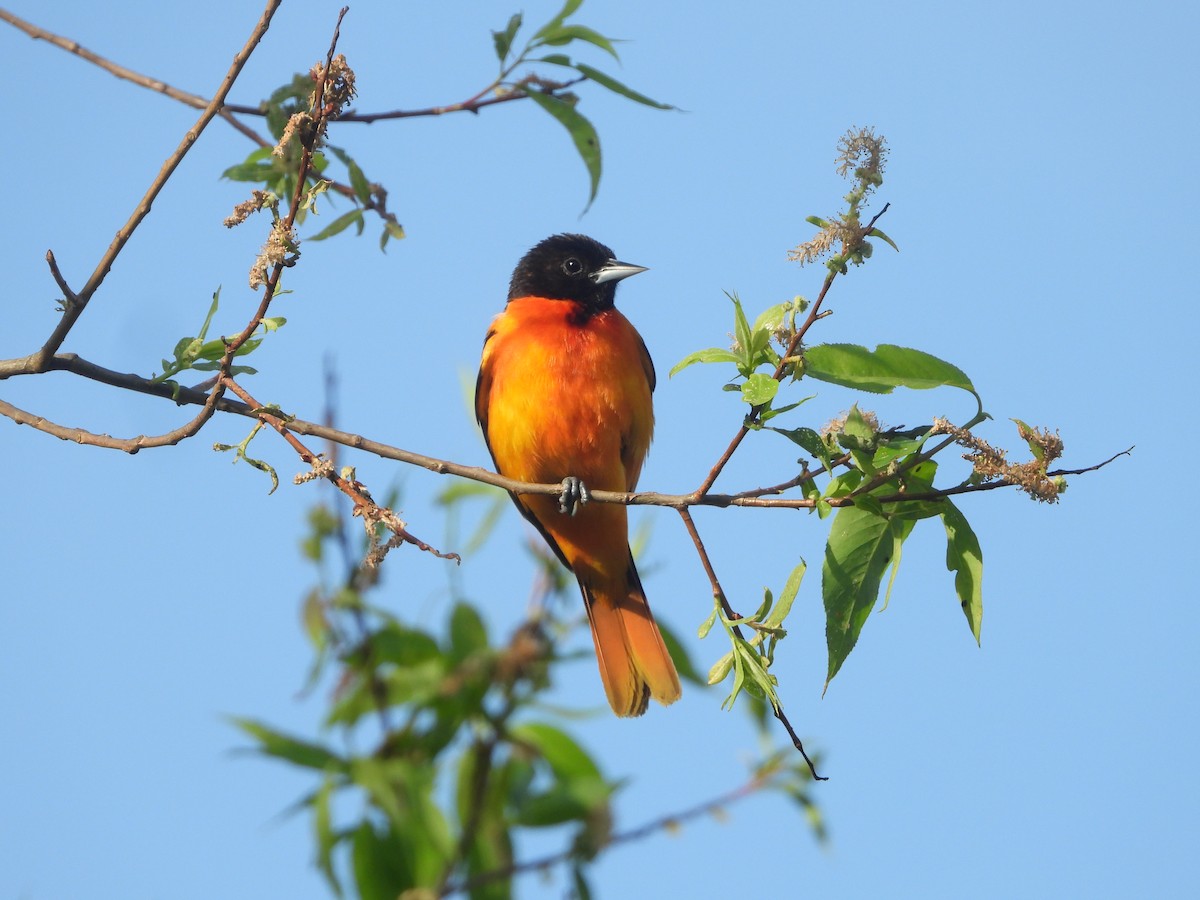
xmin=558 ymin=476 xmax=591 ymax=516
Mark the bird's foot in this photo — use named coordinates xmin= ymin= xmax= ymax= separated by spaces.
xmin=558 ymin=476 xmax=591 ymax=516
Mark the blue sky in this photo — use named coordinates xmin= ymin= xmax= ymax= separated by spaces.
xmin=2 ymin=1 xmax=1196 ymax=897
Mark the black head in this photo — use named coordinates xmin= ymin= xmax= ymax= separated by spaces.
xmin=507 ymin=233 xmax=647 ymax=312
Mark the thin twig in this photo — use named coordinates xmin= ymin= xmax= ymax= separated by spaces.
xmin=0 ymin=6 xmax=218 ymax=109
xmin=0 ymin=387 xmax=225 ymax=453
xmin=3 ymin=352 xmax=1129 ymax=512
xmin=444 ymin=769 xmax=779 ymax=896
xmin=677 ymin=508 xmax=825 ymax=780
xmin=692 ymin=204 xmax=892 ymax=498
xmin=0 ymin=7 xmax=583 ymax=126
xmin=9 ymin=0 xmax=282 ymax=377
xmin=293 ymin=76 xmax=587 ymax=123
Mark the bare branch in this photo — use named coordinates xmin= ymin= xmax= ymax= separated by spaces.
xmin=2 ymin=0 xmax=282 ymax=379
xmin=677 ymin=508 xmax=825 ymax=780
xmin=0 ymin=384 xmax=225 ymax=453
xmin=9 ymin=352 xmax=1126 ymax=514
xmin=0 ymin=6 xmax=216 ymax=109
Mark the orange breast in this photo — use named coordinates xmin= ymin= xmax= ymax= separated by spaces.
xmin=478 ymin=297 xmax=654 ymax=578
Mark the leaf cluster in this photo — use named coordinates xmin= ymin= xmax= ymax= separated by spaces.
xmin=670 ymin=139 xmax=1063 ymax=702
xmin=491 ymin=0 xmax=674 ymax=210
xmin=151 ymin=288 xmax=286 ymax=387
xmin=223 ymin=76 xmax=405 ymax=250
xmin=238 ymin=495 xmax=823 ymax=899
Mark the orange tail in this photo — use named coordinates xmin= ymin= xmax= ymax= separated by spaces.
xmin=579 ymin=556 xmax=681 ymax=717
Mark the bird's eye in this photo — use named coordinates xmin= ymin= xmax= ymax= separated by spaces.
xmin=562 ymin=257 xmax=583 ymax=275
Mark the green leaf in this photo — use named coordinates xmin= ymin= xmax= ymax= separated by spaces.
xmin=308 ymin=209 xmax=365 ymax=242
xmin=572 ymin=63 xmax=674 ymax=109
xmin=509 ymin=723 xmax=609 ymax=828
xmin=658 ymin=620 xmax=706 ymax=686
xmin=533 ymin=0 xmax=585 ymax=41
xmin=229 ymin=717 xmax=344 ymax=771
xmin=222 ymin=159 xmax=280 ymax=183
xmin=197 ymin=289 xmax=220 ymax=339
xmin=313 ymin=774 xmax=342 ymax=898
xmin=327 ymin=145 xmax=372 ymax=204
xmin=752 ymin=301 xmax=791 ymax=335
xmin=351 ymin=822 xmax=412 ymax=900
xmin=668 ymin=346 xmax=742 ymax=377
xmin=379 ymin=219 xmax=406 ymax=253
xmin=758 ymin=395 xmax=815 ymax=423
xmin=805 ymin=343 xmax=980 ymax=404
xmin=741 ymin=373 xmax=779 ymax=406
xmin=369 ymin=623 xmax=442 ymax=668
xmin=708 ymin=650 xmax=734 ymax=685
xmin=821 ymin=507 xmax=907 ymax=692
xmin=770 ymin=425 xmax=830 ymax=467
xmin=510 ymin=722 xmax=601 ymax=782
xmin=492 ymin=12 xmax=523 ymax=62
xmin=868 ymin=226 xmax=900 ymax=252
xmin=942 ymin=500 xmax=984 ymax=643
xmin=524 ymin=89 xmax=601 ymax=210
xmin=878 ymin=518 xmax=916 ymax=611
xmin=731 ymin=294 xmax=753 ymax=367
xmin=537 ymin=24 xmax=619 ymax=58
xmin=764 ymin=560 xmax=806 ymax=630
xmin=448 ymin=602 xmax=489 ymax=661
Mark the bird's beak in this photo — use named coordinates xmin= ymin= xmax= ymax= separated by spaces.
xmin=591 ymin=259 xmax=649 ymax=285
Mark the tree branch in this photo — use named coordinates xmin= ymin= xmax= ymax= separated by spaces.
xmin=0 ymin=7 xmax=584 ymax=126
xmin=1 ymin=352 xmax=1126 ymax=513
xmin=692 ymin=204 xmax=892 ymax=498
xmin=0 ymin=0 xmax=282 ymax=379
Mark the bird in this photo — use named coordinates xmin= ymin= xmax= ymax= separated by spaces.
xmin=475 ymin=233 xmax=682 ymax=717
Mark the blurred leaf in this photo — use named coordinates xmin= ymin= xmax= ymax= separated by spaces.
xmin=230 ymin=717 xmax=345 ymax=771
xmin=658 ymin=620 xmax=705 ymax=686
xmin=351 ymin=821 xmax=412 ymax=900
xmin=379 ymin=219 xmax=406 ymax=251
xmin=510 ymin=722 xmax=601 ymax=781
xmin=449 ymin=602 xmax=489 ymax=661
xmin=572 ymin=865 xmax=593 ymax=900
xmin=537 ymin=24 xmax=618 ymax=58
xmin=525 ymin=89 xmax=601 ymax=210
xmin=369 ymin=622 xmax=442 ymax=667
xmin=313 ymin=774 xmax=342 ymax=898
xmin=532 ymin=0 xmax=586 ymax=41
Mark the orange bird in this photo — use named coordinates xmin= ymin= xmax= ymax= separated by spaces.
xmin=476 ymin=234 xmax=681 ymax=717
